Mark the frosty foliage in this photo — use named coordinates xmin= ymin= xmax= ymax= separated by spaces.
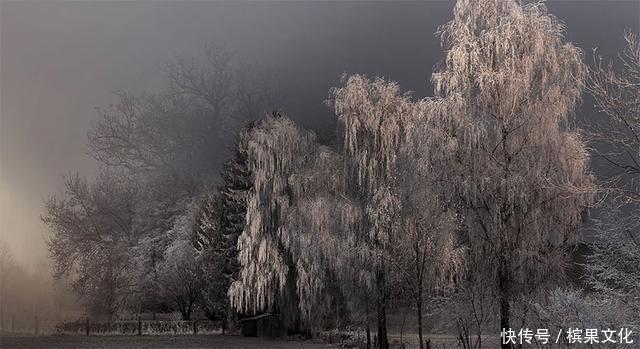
xmin=396 ymin=122 xmax=467 ymax=349
xmin=425 ymin=0 xmax=595 ymax=330
xmin=330 ymin=75 xmax=414 ymax=195
xmin=229 ymin=112 xmax=318 ymax=322
xmin=530 ymin=288 xmax=636 ymax=348
xmin=328 ymin=75 xmax=414 ymax=282
xmin=156 ymin=204 xmax=203 ymax=320
xmin=584 ymin=208 xmax=640 ymax=320
xmin=329 ymin=75 xmax=466 ymax=348
xmin=284 ymin=146 xmax=360 ymax=324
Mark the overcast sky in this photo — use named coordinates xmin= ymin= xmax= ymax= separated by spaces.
xmin=1 ymin=1 xmax=638 ymax=271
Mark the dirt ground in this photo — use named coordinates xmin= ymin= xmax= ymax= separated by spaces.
xmin=0 ymin=335 xmax=336 ymax=349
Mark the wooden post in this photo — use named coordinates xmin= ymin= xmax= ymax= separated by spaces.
xmin=85 ymin=317 xmax=90 ymax=336
xmin=192 ymin=320 xmax=197 ymax=335
xmin=138 ymin=317 xmax=142 ymax=336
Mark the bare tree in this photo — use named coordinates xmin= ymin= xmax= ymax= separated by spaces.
xmin=43 ymin=172 xmax=138 ymax=319
xmin=588 ymin=32 xmax=640 ymax=202
xmin=88 ymin=46 xmax=281 ymax=196
xmin=585 ymin=33 xmax=640 ymax=324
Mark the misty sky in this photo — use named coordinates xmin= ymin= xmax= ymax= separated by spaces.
xmin=1 ymin=1 xmax=638 ymax=271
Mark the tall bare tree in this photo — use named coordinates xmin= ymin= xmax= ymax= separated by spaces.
xmin=43 ymin=172 xmax=138 ymax=319
xmin=588 ymin=32 xmax=640 ymax=202
xmin=585 ymin=32 xmax=640 ymax=324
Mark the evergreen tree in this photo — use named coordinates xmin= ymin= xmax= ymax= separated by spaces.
xmin=196 ymin=124 xmax=253 ymax=330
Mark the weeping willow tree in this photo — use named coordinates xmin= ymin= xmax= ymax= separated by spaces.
xmin=230 ymin=111 xmax=367 ymax=332
xmin=329 ymin=74 xmax=418 ymax=349
xmin=228 ymin=112 xmax=317 ymax=332
xmin=428 ymin=0 xmax=595 ymax=345
xmin=284 ymin=146 xmax=361 ymax=328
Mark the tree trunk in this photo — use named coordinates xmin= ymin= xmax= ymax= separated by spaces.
xmin=365 ymin=290 xmax=371 ymax=349
xmin=376 ymin=269 xmax=389 ymax=349
xmin=417 ymin=289 xmax=424 ymax=349
xmin=500 ymin=293 xmax=511 ymax=349
xmin=499 ymin=259 xmax=511 ymax=349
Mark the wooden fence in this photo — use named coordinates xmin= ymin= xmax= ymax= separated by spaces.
xmin=55 ymin=319 xmax=223 ymax=336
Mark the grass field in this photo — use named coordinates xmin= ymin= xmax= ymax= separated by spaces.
xmin=0 ymin=335 xmax=336 ymax=349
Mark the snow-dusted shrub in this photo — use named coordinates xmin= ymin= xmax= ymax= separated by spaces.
xmin=530 ymin=288 xmax=636 ymax=348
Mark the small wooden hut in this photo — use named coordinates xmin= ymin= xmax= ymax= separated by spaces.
xmin=239 ymin=313 xmax=283 ymax=337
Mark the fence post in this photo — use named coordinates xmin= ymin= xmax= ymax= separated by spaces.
xmin=85 ymin=317 xmax=90 ymax=336
xmin=193 ymin=320 xmax=197 ymax=335
xmin=138 ymin=317 xmax=142 ymax=336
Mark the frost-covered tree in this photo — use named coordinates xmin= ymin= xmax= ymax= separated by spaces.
xmin=329 ymin=75 xmax=418 ymax=349
xmin=428 ymin=0 xmax=595 ymax=344
xmin=229 ymin=112 xmax=317 ymax=332
xmin=130 ymin=184 xmax=194 ymax=314
xmin=230 ymin=113 xmax=360 ymax=333
xmin=283 ymin=145 xmax=357 ymax=328
xmin=395 ymin=138 xmax=465 ymax=349
xmin=530 ymin=288 xmax=635 ymax=348
xmin=157 ymin=206 xmax=203 ymax=321
xmin=584 ymin=209 xmax=640 ymax=322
